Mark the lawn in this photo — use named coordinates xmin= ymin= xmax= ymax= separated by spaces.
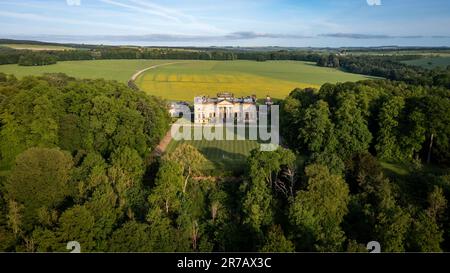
xmin=1 ymin=43 xmax=75 ymax=51
xmin=380 ymin=161 xmax=411 ymax=176
xmin=135 ymin=60 xmax=372 ymax=101
xmin=403 ymin=56 xmax=450 ymax=69
xmin=381 ymin=160 xmax=449 ymax=177
xmin=166 ymin=125 xmax=262 ymax=174
xmin=166 ymin=138 xmax=259 ymax=174
xmin=0 ymin=59 xmax=176 ymax=83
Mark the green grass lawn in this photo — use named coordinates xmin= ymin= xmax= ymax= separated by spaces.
xmin=403 ymin=56 xmax=450 ymax=69
xmin=0 ymin=43 xmax=75 ymax=51
xmin=380 ymin=161 xmax=412 ymax=176
xmin=166 ymin=138 xmax=259 ymax=174
xmin=135 ymin=60 xmax=373 ymax=101
xmin=166 ymin=125 xmax=263 ymax=174
xmin=381 ymin=160 xmax=450 ymax=176
xmin=0 ymin=59 xmax=174 ymax=83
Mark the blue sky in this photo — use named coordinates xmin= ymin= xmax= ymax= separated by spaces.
xmin=1 ymin=0 xmax=450 ymax=47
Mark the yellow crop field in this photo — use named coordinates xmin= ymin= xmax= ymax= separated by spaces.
xmin=139 ymin=73 xmax=318 ymax=101
xmin=134 ymin=60 xmax=372 ymax=101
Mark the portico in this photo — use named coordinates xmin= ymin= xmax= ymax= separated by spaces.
xmin=194 ymin=93 xmax=257 ymax=124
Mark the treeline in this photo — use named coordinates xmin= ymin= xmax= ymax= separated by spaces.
xmin=93 ymin=47 xmax=325 ymax=62
xmin=0 ymin=46 xmax=324 ymax=66
xmin=318 ymin=54 xmax=450 ymax=88
xmin=0 ymin=48 xmax=23 ymax=65
xmin=98 ymin=48 xmax=238 ymax=60
xmin=0 ymin=48 xmax=65 ymax=66
xmin=235 ymin=50 xmax=322 ymax=62
xmin=17 ymin=52 xmax=58 ymax=66
xmin=0 ymin=47 xmax=119 ymax=65
xmin=0 ymin=47 xmax=239 ymax=66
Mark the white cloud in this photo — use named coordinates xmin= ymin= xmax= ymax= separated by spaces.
xmin=0 ymin=10 xmax=151 ymax=33
xmin=128 ymin=0 xmax=192 ymax=21
xmin=99 ymin=0 xmax=182 ymax=23
xmin=98 ymin=0 xmax=224 ymax=34
xmin=66 ymin=0 xmax=81 ymax=6
xmin=366 ymin=0 xmax=382 ymax=6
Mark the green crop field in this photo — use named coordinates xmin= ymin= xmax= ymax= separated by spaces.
xmin=0 ymin=59 xmax=174 ymax=83
xmin=0 ymin=43 xmax=75 ymax=51
xmin=135 ymin=60 xmax=372 ymax=101
xmin=403 ymin=56 xmax=450 ymax=69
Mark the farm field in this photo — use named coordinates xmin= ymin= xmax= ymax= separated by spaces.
xmin=0 ymin=43 xmax=74 ymax=51
xmin=135 ymin=60 xmax=372 ymax=101
xmin=0 ymin=59 xmax=177 ymax=83
xmin=403 ymin=56 xmax=450 ymax=69
xmin=0 ymin=59 xmax=372 ymax=101
xmin=351 ymin=50 xmax=450 ymax=57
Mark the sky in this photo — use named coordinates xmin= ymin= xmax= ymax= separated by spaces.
xmin=1 ymin=0 xmax=450 ymax=47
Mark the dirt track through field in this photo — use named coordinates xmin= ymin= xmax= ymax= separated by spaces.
xmin=130 ymin=62 xmax=184 ymax=82
xmin=135 ymin=63 xmax=187 ymax=157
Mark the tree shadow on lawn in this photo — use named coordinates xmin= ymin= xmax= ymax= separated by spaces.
xmin=198 ymin=147 xmax=249 ymax=176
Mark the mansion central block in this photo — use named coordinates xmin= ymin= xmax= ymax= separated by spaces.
xmin=193 ymin=93 xmax=259 ymax=124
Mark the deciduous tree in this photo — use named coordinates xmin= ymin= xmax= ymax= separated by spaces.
xmin=289 ymin=164 xmax=349 ymax=251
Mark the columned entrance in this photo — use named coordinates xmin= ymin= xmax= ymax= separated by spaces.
xmin=218 ymin=106 xmax=233 ymax=122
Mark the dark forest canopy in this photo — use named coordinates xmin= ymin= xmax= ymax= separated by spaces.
xmin=0 ymin=71 xmax=449 ymax=252
xmin=281 ymin=80 xmax=450 ymax=168
xmin=0 ymin=46 xmax=239 ymax=66
xmin=17 ymin=52 xmax=58 ymax=66
xmin=0 ymin=73 xmax=171 ymax=168
xmin=0 ymin=45 xmax=325 ymax=65
xmin=0 ymin=73 xmax=173 ymax=251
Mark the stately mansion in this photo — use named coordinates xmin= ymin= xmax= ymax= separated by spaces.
xmin=193 ymin=93 xmax=262 ymax=124
xmin=168 ymin=93 xmax=273 ymax=124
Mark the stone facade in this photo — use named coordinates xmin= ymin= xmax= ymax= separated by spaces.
xmin=194 ymin=93 xmax=257 ymax=124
